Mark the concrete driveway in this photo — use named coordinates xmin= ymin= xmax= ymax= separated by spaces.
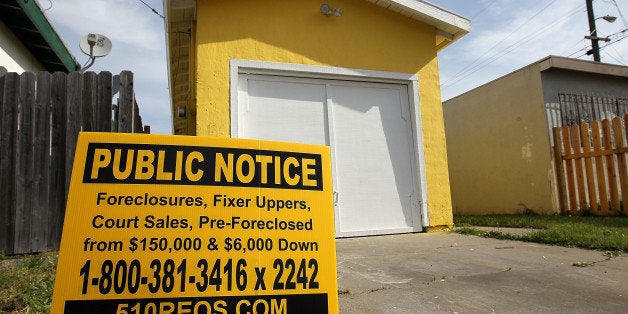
xmin=337 ymin=232 xmax=627 ymax=313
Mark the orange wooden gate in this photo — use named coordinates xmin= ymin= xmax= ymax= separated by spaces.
xmin=552 ymin=115 xmax=628 ymax=216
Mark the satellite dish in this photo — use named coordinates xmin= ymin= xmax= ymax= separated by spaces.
xmin=80 ymin=33 xmax=112 ymax=57
xmin=79 ymin=33 xmax=112 ymax=72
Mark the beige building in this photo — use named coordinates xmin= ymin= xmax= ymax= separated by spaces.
xmin=444 ymin=56 xmax=628 ymax=215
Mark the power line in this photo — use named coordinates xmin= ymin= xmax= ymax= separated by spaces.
xmin=442 ymin=0 xmax=560 ymax=86
xmin=600 ymin=32 xmax=628 ymax=48
xmin=605 ymin=27 xmax=628 ymax=38
xmin=136 ymin=0 xmax=164 ymax=19
xmin=567 ymin=44 xmax=591 ymax=58
xmin=588 ymin=28 xmax=627 ymax=64
xmin=610 ymin=0 xmax=628 ymax=28
xmin=560 ymin=36 xmax=588 ymax=56
xmin=573 ymin=32 xmax=628 ymax=59
xmin=571 ymin=28 xmax=628 ymax=58
xmin=603 ymin=48 xmax=626 ymax=65
xmin=470 ymin=0 xmax=499 ymax=20
xmin=443 ymin=4 xmax=584 ymax=89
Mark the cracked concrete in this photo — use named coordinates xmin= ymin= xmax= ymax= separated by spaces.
xmin=336 ymin=233 xmax=627 ymax=313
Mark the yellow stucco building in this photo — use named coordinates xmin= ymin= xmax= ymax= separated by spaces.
xmin=164 ymin=0 xmax=469 ymax=235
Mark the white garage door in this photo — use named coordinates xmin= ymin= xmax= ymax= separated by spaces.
xmin=237 ymin=74 xmax=422 ymax=237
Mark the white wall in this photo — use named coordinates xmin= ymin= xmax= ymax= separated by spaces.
xmin=0 ymin=19 xmax=45 ymax=73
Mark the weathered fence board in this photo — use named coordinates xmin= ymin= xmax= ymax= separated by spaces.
xmin=33 ymin=72 xmax=51 ymax=253
xmin=581 ymin=123 xmax=596 ymax=214
xmin=65 ymin=72 xmax=82 ymax=200
xmin=15 ymin=72 xmax=36 ymax=253
xmin=82 ymin=72 xmax=96 ymax=132
xmin=571 ymin=125 xmax=586 ymax=210
xmin=1 ymin=72 xmax=19 ymax=254
xmin=552 ymin=115 xmax=628 ymax=216
xmin=605 ymin=121 xmax=619 ymax=214
xmin=563 ymin=126 xmax=577 ymax=214
xmin=0 ymin=67 xmax=149 ymax=255
xmin=118 ymin=71 xmax=134 ymax=133
xmin=97 ymin=72 xmax=113 ymax=132
xmin=49 ymin=72 xmax=67 ymax=250
xmin=613 ymin=118 xmax=628 ymax=210
xmin=552 ymin=128 xmax=567 ymax=213
xmin=591 ymin=121 xmax=609 ymax=214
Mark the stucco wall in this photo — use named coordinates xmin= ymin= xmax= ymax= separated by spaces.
xmin=0 ymin=19 xmax=45 ymax=73
xmin=193 ymin=0 xmax=453 ymax=228
xmin=444 ymin=65 xmax=556 ymax=215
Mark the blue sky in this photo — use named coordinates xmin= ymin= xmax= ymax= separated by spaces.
xmin=44 ymin=0 xmax=628 ymax=134
xmin=46 ymin=0 xmax=170 ymax=133
xmin=431 ymin=0 xmax=627 ymax=99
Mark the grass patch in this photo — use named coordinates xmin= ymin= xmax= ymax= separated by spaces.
xmin=0 ymin=252 xmax=57 ymax=313
xmin=0 ymin=215 xmax=624 ymax=313
xmin=454 ymin=215 xmax=627 ymax=252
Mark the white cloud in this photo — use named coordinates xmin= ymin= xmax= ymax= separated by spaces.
xmin=41 ymin=0 xmax=627 ymax=130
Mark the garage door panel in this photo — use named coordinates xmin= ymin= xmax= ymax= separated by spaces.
xmin=236 ymin=74 xmax=421 ymax=237
xmin=239 ymin=77 xmax=328 ymax=146
xmin=329 ymin=84 xmax=416 ymax=234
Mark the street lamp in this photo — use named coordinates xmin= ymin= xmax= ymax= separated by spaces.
xmin=597 ymin=15 xmax=617 ymax=23
xmin=585 ymin=0 xmax=617 ymax=62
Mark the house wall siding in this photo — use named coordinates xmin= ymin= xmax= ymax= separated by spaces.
xmin=193 ymin=0 xmax=453 ymax=228
xmin=541 ymin=69 xmax=628 ymax=110
xmin=0 ymin=19 xmax=45 ymax=73
xmin=542 ymin=69 xmax=628 ymax=138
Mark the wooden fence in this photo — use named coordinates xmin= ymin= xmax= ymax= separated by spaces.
xmin=0 ymin=67 xmax=148 ymax=255
xmin=552 ymin=115 xmax=628 ymax=216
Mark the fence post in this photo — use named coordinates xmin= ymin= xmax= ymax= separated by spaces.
xmin=118 ymin=71 xmax=134 ymax=133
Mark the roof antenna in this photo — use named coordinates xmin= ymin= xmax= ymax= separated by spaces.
xmin=79 ymin=33 xmax=112 ymax=72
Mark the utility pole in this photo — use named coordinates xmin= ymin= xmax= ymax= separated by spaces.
xmin=586 ymin=0 xmax=601 ymax=62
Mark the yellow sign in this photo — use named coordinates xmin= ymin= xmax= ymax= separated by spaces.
xmin=51 ymin=133 xmax=338 ymax=314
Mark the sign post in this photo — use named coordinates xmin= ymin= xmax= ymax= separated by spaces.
xmin=51 ymin=133 xmax=338 ymax=313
